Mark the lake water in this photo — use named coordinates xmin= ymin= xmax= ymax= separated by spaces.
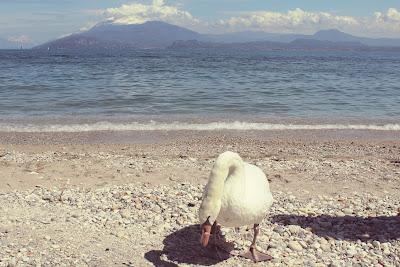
xmin=0 ymin=49 xmax=399 ymax=131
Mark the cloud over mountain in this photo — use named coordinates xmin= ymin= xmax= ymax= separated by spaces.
xmin=216 ymin=9 xmax=359 ymax=33
xmin=104 ymin=0 xmax=199 ymax=26
xmin=213 ymin=8 xmax=400 ymax=38
xmin=375 ymin=8 xmax=400 ymax=22
xmin=99 ymin=1 xmax=400 ymax=38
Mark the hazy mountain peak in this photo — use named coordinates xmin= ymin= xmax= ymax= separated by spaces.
xmin=33 ymin=21 xmax=400 ymax=51
xmin=312 ymin=29 xmax=358 ymax=42
xmin=315 ymin=29 xmax=344 ymax=35
xmin=35 ymin=20 xmax=203 ymax=50
xmin=87 ymin=20 xmax=198 ymax=34
xmin=89 ymin=20 xmax=189 ymax=31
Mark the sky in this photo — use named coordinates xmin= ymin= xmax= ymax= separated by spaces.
xmin=1 ymin=0 xmax=400 ymax=46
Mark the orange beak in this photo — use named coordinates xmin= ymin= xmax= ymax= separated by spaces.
xmin=200 ymin=222 xmax=212 ymax=247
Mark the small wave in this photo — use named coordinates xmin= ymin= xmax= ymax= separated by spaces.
xmin=0 ymin=121 xmax=399 ymax=132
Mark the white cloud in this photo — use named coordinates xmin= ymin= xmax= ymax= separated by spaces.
xmin=364 ymin=8 xmax=400 ymax=37
xmin=104 ymin=0 xmax=199 ymax=26
xmin=7 ymin=35 xmax=32 ymax=44
xmin=211 ymin=8 xmax=400 ymax=38
xmin=388 ymin=8 xmax=400 ymax=21
xmin=214 ymin=8 xmax=359 ymax=34
xmin=97 ymin=3 xmax=400 ymax=38
xmin=375 ymin=8 xmax=400 ymax=23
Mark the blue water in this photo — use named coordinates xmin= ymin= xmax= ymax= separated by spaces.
xmin=0 ymin=49 xmax=399 ymax=131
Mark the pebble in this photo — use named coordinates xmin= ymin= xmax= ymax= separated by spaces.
xmin=0 ymin=182 xmax=398 ymax=266
xmin=119 ymin=209 xmax=131 ymax=219
xmin=342 ymin=208 xmax=353 ymax=214
xmin=288 ymin=241 xmax=303 ymax=251
xmin=335 ymin=211 xmax=345 ymax=217
xmin=311 ymin=242 xmax=320 ymax=249
xmin=346 ymin=246 xmax=357 ymax=257
xmin=372 ymin=240 xmax=380 ymax=248
xmin=287 ymin=225 xmax=301 ymax=234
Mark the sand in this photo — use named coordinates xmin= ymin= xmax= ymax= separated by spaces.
xmin=0 ymin=130 xmax=399 ymax=266
xmin=1 ymin=130 xmax=399 ymax=195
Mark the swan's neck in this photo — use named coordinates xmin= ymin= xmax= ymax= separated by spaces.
xmin=207 ymin=157 xmax=243 ymax=197
xmin=199 ymin=151 xmax=244 ymax=223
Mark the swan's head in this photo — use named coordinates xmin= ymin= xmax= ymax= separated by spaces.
xmin=200 ymin=216 xmax=212 ymax=247
xmin=198 ymin=196 xmax=221 ymax=247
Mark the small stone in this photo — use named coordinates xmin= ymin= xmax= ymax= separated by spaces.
xmin=119 ymin=209 xmax=131 ymax=219
xmin=287 ymin=225 xmax=301 ymax=234
xmin=288 ymin=241 xmax=303 ymax=251
xmin=320 ymin=242 xmax=330 ymax=251
xmin=346 ymin=246 xmax=357 ymax=257
xmin=335 ymin=211 xmax=345 ymax=217
xmin=7 ymin=257 xmax=17 ymax=267
xmin=343 ymin=208 xmax=353 ymax=214
xmin=372 ymin=241 xmax=380 ymax=248
xmin=116 ymin=231 xmax=126 ymax=238
xmin=299 ymin=241 xmax=308 ymax=248
xmin=381 ymin=242 xmax=390 ymax=250
xmin=311 ymin=242 xmax=321 ymax=249
xmin=273 ymin=225 xmax=286 ymax=234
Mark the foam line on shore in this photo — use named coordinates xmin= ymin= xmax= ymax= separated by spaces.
xmin=0 ymin=121 xmax=400 ymax=132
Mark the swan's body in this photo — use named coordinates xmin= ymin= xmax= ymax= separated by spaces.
xmin=199 ymin=151 xmax=273 ymax=227
xmin=198 ymin=151 xmax=273 ymax=262
xmin=217 ymin=162 xmax=273 ymax=227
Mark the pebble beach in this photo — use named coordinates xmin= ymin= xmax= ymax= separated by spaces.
xmin=1 ymin=130 xmax=400 ymax=266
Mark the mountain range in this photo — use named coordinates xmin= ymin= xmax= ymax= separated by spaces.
xmin=29 ymin=21 xmax=400 ymax=51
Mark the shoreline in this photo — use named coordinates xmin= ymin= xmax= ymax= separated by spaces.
xmin=1 ymin=121 xmax=400 ymax=133
xmin=1 ymin=128 xmax=400 ymax=144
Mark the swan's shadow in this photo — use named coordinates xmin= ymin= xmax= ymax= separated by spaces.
xmin=144 ymin=224 xmax=231 ymax=267
xmin=272 ymin=214 xmax=400 ymax=242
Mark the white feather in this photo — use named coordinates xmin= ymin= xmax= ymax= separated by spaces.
xmin=199 ymin=151 xmax=273 ymax=227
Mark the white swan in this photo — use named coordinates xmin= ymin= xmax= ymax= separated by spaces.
xmin=198 ymin=151 xmax=274 ymax=262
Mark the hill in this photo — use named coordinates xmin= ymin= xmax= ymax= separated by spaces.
xmin=34 ymin=21 xmax=400 ymax=51
xmin=35 ymin=21 xmax=203 ymax=50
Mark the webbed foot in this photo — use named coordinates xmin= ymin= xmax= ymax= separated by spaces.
xmin=239 ymin=246 xmax=273 ymax=262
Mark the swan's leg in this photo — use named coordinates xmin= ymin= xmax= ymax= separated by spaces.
xmin=207 ymin=221 xmax=232 ymax=260
xmin=240 ymin=224 xmax=273 ymax=262
xmin=211 ymin=221 xmax=220 ymax=242
xmin=211 ymin=221 xmax=223 ymax=259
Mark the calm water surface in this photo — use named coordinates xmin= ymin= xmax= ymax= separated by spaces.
xmin=0 ymin=49 xmax=399 ymax=129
